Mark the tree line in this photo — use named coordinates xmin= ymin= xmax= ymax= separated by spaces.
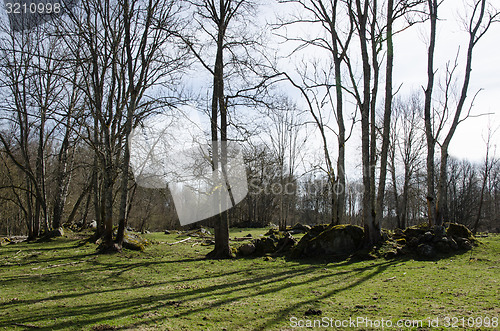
xmin=0 ymin=0 xmax=498 ymax=256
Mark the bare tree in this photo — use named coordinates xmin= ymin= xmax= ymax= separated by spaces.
xmin=181 ymin=0 xmax=264 ymax=258
xmin=473 ymin=126 xmax=498 ymax=233
xmin=275 ymin=0 xmax=356 ymax=225
xmin=424 ymin=0 xmax=499 ymax=226
xmin=58 ymin=0 xmax=186 ymax=251
xmin=341 ymin=0 xmax=424 ymax=244
xmin=423 ymin=0 xmax=438 ymax=226
xmin=115 ymin=0 xmax=187 ymax=248
xmin=0 ymin=16 xmax=74 ymax=238
xmin=265 ymin=97 xmax=305 ymax=230
xmin=389 ymin=93 xmax=425 ymax=229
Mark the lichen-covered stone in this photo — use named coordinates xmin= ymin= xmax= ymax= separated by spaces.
xmin=122 ymin=231 xmax=149 ymax=251
xmin=393 ymin=228 xmax=405 ymax=239
xmin=447 ymin=223 xmax=475 ymax=241
xmin=253 ymin=237 xmax=277 ymax=255
xmin=433 ymin=225 xmax=447 ymax=238
xmin=291 ymin=223 xmax=311 ymax=233
xmin=404 ymin=224 xmax=429 ymax=238
xmin=455 ymin=237 xmax=473 ymax=250
xmin=449 ymin=237 xmax=458 ymax=250
xmin=435 ymin=241 xmax=452 ymax=253
xmin=309 ymin=224 xmax=330 ymax=236
xmin=239 ymin=243 xmax=256 ymax=256
xmin=407 ymin=237 xmax=419 ymax=247
xmin=292 ymin=224 xmax=364 ymax=258
xmin=396 ymin=238 xmax=406 ymax=246
xmin=275 ymin=232 xmax=297 ymax=254
xmin=265 ymin=228 xmax=279 ymax=236
xmin=423 ymin=231 xmax=434 ymax=242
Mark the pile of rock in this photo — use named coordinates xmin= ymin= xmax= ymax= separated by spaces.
xmin=238 ymin=232 xmax=297 ymax=256
xmin=288 ymin=223 xmax=312 ymax=234
xmin=1 ymin=236 xmax=29 ymax=245
xmin=239 ymin=224 xmax=365 ymax=258
xmin=236 ymin=222 xmax=478 ymax=260
xmin=387 ymin=223 xmax=477 ymax=259
xmin=0 ymin=237 xmax=10 ymax=246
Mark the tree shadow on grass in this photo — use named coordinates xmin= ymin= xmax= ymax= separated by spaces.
xmin=256 ymin=260 xmax=397 ymax=330
xmin=120 ymin=259 xmax=397 ymax=330
xmin=0 ymin=235 xmax=402 ymax=331
xmin=0 ymin=251 xmax=98 ymax=270
xmin=0 ymin=255 xmax=276 ymax=312
xmin=0 ymin=257 xmax=397 ymax=330
xmin=0 ymin=262 xmax=309 ymax=329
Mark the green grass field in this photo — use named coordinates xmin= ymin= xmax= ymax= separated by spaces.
xmin=0 ymin=229 xmax=498 ymax=330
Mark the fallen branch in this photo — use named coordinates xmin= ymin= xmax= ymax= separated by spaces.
xmin=168 ymin=237 xmax=191 ymax=245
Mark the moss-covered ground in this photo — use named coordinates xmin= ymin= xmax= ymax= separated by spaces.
xmin=0 ymin=228 xmax=498 ymax=330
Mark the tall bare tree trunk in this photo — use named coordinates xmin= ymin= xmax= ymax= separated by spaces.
xmin=376 ymin=0 xmax=394 ymax=226
xmin=102 ymin=129 xmax=114 ymax=248
xmin=35 ymin=112 xmax=46 ymax=234
xmin=116 ymin=0 xmax=135 ymax=248
xmin=209 ymin=3 xmax=232 ymax=258
xmin=424 ymin=0 xmax=438 ymax=226
xmin=333 ymin=41 xmax=345 ymax=225
xmin=369 ymin=0 xmax=379 ymax=229
xmin=356 ymin=0 xmax=381 ymax=245
xmin=435 ymin=0 xmax=493 ymax=226
xmin=52 ymin=113 xmax=74 ymax=229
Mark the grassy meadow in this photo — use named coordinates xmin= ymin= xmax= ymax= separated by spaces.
xmin=0 ymin=228 xmax=498 ymax=330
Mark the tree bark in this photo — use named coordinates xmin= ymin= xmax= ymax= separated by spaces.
xmin=208 ymin=1 xmax=232 ymax=258
xmin=376 ymin=0 xmax=394 ymax=227
xmin=356 ymin=0 xmax=381 ymax=246
xmin=424 ymin=0 xmax=438 ymax=226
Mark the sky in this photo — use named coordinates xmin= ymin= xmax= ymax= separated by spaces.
xmin=392 ymin=0 xmax=500 ymax=162
xmin=0 ymin=0 xmax=497 ymax=170
xmin=261 ymin=0 xmax=500 ymax=179
xmin=174 ymin=0 xmax=500 ymax=181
